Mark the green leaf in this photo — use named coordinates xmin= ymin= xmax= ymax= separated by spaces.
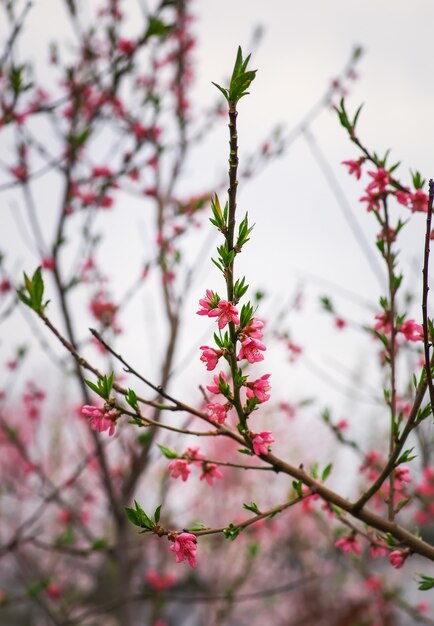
xmin=32 ymin=267 xmax=44 ymax=309
xmin=17 ymin=267 xmax=47 ymax=313
xmin=126 ymin=388 xmax=138 ymax=410
xmin=238 ymin=447 xmax=254 ymax=455
xmin=84 ymin=378 xmax=102 ymax=397
xmin=146 ymin=16 xmax=173 ymax=38
xmin=320 ymin=296 xmax=334 ymax=313
xmin=243 ymin=502 xmax=260 ymax=515
xmin=136 ymin=432 xmax=152 ymax=445
xmin=223 ymin=522 xmax=243 ymax=541
xmin=395 ymin=497 xmax=411 ymax=513
xmin=352 ymin=103 xmax=364 ymax=129
xmin=321 ymin=463 xmax=333 ymax=482
xmin=157 ymin=444 xmax=178 ymax=459
xmin=154 ymin=504 xmax=162 ymax=524
xmin=92 ymin=537 xmax=108 ymax=550
xmin=125 ymin=500 xmax=154 ymax=530
xmin=212 ymin=81 xmax=229 ymax=100
xmin=418 ymin=574 xmax=434 ymax=591
xmin=292 ymin=480 xmax=303 ymax=497
xmin=396 ymin=447 xmax=416 ymax=464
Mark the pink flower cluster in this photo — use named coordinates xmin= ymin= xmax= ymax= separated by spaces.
xmin=251 ymin=431 xmax=274 ymax=456
xmin=167 ymin=447 xmax=223 ymax=487
xmin=197 ymin=290 xmax=239 ymax=329
xmin=374 ymin=314 xmax=423 ymax=342
xmin=170 ymin=532 xmax=197 ymax=568
xmin=245 ymin=374 xmax=271 ymax=403
xmin=343 ymin=160 xmax=429 ymax=214
xmin=335 ymin=535 xmax=361 ymax=556
xmin=81 ymin=404 xmax=119 ymax=436
xmin=206 ymin=402 xmax=228 ymax=424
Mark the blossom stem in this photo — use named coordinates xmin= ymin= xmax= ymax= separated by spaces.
xmin=382 ymin=196 xmax=398 ymax=522
xmin=225 ymin=100 xmax=247 ymax=433
xmin=422 ymin=179 xmax=434 ymax=413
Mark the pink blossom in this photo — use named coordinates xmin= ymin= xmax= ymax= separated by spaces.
xmin=81 ymin=405 xmax=116 ymax=436
xmin=410 ymin=189 xmax=428 ymax=213
xmin=370 ymin=543 xmax=387 ymax=558
xmin=245 ymin=374 xmax=271 ymax=403
xmin=117 ymin=38 xmax=136 ymax=55
xmin=199 ymin=462 xmax=223 ymax=486
xmin=334 ymin=316 xmax=346 ymax=329
xmin=146 ymin=570 xmax=176 ymax=591
xmin=92 ymin=165 xmax=112 ymax=177
xmin=416 ymin=602 xmax=430 ymax=614
xmin=238 ymin=337 xmax=266 ymax=363
xmin=0 ymin=279 xmax=11 ymax=293
xmin=213 ymin=300 xmax=240 ymax=329
xmin=200 ymin=346 xmax=223 ymax=371
xmin=196 ymin=290 xmax=219 ymax=316
xmin=394 ymin=466 xmax=411 ymax=484
xmin=335 ymin=535 xmax=361 ymax=556
xmin=279 ymin=401 xmax=297 ymax=419
xmin=364 ymin=575 xmax=383 ymax=592
xmin=41 ymin=257 xmax=55 ymax=270
xmin=162 ymin=270 xmax=175 ymax=284
xmin=244 ymin=317 xmax=265 ymax=339
xmin=389 ymin=549 xmax=408 ymax=569
xmin=131 ymin=121 xmax=148 ymax=141
xmin=342 ymin=159 xmax=363 ymax=180
xmin=251 ymin=431 xmax=274 ymax=456
xmin=41 ymin=256 xmax=55 ymax=270
xmin=360 ymin=191 xmax=381 ymax=212
xmin=9 ymin=165 xmax=28 ymax=181
xmin=90 ymin=292 xmax=118 ymax=328
xmin=184 ymin=446 xmax=205 ymax=465
xmin=46 ymin=584 xmax=62 ymax=599
xmin=366 ymin=168 xmax=390 ymax=192
xmin=167 ymin=459 xmax=190 ymax=482
xmin=206 ymin=371 xmax=227 ymax=395
xmin=377 ymin=225 xmax=396 ymax=243
xmin=170 ymin=532 xmax=197 ymax=568
xmin=287 ymin=341 xmax=303 ymax=363
xmin=399 ymin=319 xmax=423 ymax=342
xmin=395 ymin=189 xmax=410 ymax=206
xmin=374 ymin=312 xmax=391 ymax=334
xmin=206 ymin=402 xmax=228 ymax=424
xmin=335 ymin=418 xmax=348 ymax=431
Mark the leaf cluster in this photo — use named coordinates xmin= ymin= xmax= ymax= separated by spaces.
xmin=84 ymin=372 xmax=114 ymax=401
xmin=213 ymin=47 xmax=257 ymax=104
xmin=17 ymin=267 xmax=49 ymax=313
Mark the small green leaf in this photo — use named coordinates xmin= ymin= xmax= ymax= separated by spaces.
xmin=126 ymin=388 xmax=138 ymax=410
xmin=92 ymin=538 xmax=108 ymax=550
xmin=223 ymin=522 xmax=242 ymax=541
xmin=243 ymin=502 xmax=260 ymax=515
xmin=292 ymin=480 xmax=303 ymax=497
xmin=157 ymin=444 xmax=178 ymax=459
xmin=146 ymin=16 xmax=173 ymax=38
xmin=238 ymin=447 xmax=254 ymax=455
xmin=418 ymin=574 xmax=434 ymax=591
xmin=84 ymin=378 xmax=102 ymax=397
xmin=154 ymin=504 xmax=162 ymax=524
xmin=125 ymin=500 xmax=154 ymax=530
xmin=321 ymin=463 xmax=333 ymax=482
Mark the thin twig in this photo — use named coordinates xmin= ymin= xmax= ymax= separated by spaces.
xmin=422 ymin=179 xmax=434 ymax=412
